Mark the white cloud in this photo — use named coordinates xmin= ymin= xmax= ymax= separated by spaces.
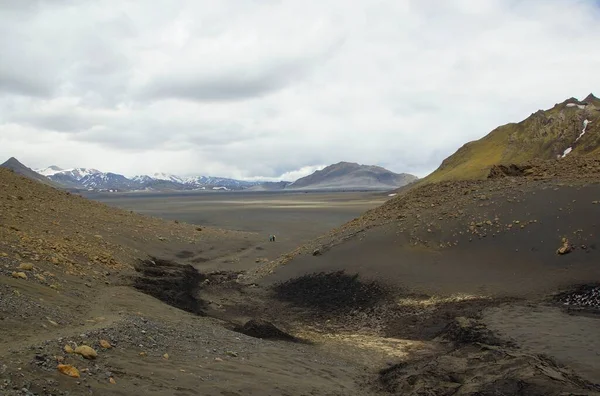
xmin=1 ymin=0 xmax=600 ymax=180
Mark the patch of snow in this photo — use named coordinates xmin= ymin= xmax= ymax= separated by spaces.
xmin=212 ymin=186 xmax=228 ymax=190
xmin=575 ymin=119 xmax=590 ymax=142
xmin=566 ymin=103 xmax=576 ymax=108
xmin=562 ymin=147 xmax=573 ymax=158
xmin=388 ymin=193 xmax=397 ymax=197
xmin=565 ymin=103 xmax=586 ymax=109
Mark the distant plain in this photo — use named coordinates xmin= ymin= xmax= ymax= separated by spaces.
xmin=87 ymin=190 xmax=389 ymax=263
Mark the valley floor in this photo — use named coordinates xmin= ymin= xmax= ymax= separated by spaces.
xmin=1 ymin=187 xmax=600 ymax=395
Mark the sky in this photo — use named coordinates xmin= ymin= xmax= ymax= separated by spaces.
xmin=1 ymin=0 xmax=600 ymax=181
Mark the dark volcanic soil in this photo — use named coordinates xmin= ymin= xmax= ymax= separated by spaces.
xmin=272 ymin=271 xmax=389 ymax=313
xmin=133 ymin=257 xmax=206 ymax=315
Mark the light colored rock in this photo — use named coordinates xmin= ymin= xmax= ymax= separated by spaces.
xmin=64 ymin=345 xmax=74 ymax=354
xmin=163 ymin=353 xmax=169 ymax=360
xmin=74 ymin=345 xmax=98 ymax=360
xmin=11 ymin=271 xmax=27 ymax=280
xmin=57 ymin=364 xmax=80 ymax=378
xmin=18 ymin=263 xmax=33 ymax=271
xmin=99 ymin=339 xmax=112 ymax=349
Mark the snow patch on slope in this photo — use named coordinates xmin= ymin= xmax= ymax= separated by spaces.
xmin=561 ymin=119 xmax=591 ymax=158
xmin=575 ymin=119 xmax=590 ymax=142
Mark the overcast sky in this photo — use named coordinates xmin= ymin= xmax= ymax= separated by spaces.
xmin=1 ymin=0 xmax=600 ymax=181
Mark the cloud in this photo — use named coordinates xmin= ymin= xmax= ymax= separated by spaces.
xmin=1 ymin=0 xmax=600 ymax=180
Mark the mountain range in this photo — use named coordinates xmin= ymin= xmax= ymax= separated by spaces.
xmin=0 ymin=160 xmax=417 ymax=192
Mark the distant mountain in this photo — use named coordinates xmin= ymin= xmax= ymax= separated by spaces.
xmin=29 ymin=162 xmax=416 ymax=192
xmin=33 ymin=166 xmax=270 ymax=192
xmin=35 ymin=166 xmax=129 ymax=191
xmin=247 ymin=181 xmax=292 ymax=191
xmin=425 ymin=93 xmax=600 ymax=183
xmin=1 ymin=158 xmax=63 ymax=188
xmin=287 ymin=162 xmax=418 ymax=190
xmin=182 ymin=176 xmax=258 ymax=190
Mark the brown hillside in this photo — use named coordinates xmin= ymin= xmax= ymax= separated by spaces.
xmin=424 ymin=94 xmax=600 ymax=183
xmin=0 ymin=167 xmax=255 ymax=276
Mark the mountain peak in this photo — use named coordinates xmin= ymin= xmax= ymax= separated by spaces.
xmin=584 ymin=93 xmax=600 ymax=105
xmin=289 ymin=162 xmax=417 ymax=190
xmin=2 ymin=157 xmax=24 ymax=167
xmin=424 ymin=92 xmax=600 ymax=183
xmin=1 ymin=157 xmax=63 ymax=187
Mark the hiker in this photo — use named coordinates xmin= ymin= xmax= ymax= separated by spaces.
xmin=269 ymin=234 xmax=276 ymax=242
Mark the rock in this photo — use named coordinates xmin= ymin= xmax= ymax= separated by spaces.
xmin=64 ymin=345 xmax=74 ymax=354
xmin=18 ymin=263 xmax=33 ymax=271
xmin=226 ymin=351 xmax=238 ymax=357
xmin=139 ymin=352 xmax=147 ymax=357
xmin=11 ymin=271 xmax=27 ymax=280
xmin=312 ymin=249 xmax=321 ymax=256
xmin=57 ymin=364 xmax=80 ymax=378
xmin=557 ymin=238 xmax=573 ymax=255
xmin=109 ymin=377 xmax=116 ymax=384
xmin=214 ymin=357 xmax=223 ymax=362
xmin=99 ymin=340 xmax=112 ymax=349
xmin=74 ymin=345 xmax=98 ymax=360
xmin=34 ymin=274 xmax=46 ymax=282
xmin=163 ymin=353 xmax=169 ymax=360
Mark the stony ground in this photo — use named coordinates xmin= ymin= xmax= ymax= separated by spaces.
xmin=2 ymin=160 xmax=600 ymax=395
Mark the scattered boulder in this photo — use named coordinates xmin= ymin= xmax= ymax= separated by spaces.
xmin=556 ymin=238 xmax=573 ymax=255
xmin=163 ymin=353 xmax=169 ymax=360
xmin=57 ymin=364 xmax=80 ymax=378
xmin=11 ymin=271 xmax=27 ymax=280
xmin=74 ymin=345 xmax=98 ymax=360
xmin=64 ymin=345 xmax=74 ymax=354
xmin=488 ymin=164 xmax=534 ymax=178
xmin=99 ymin=339 xmax=112 ymax=349
xmin=18 ymin=263 xmax=33 ymax=271
xmin=109 ymin=377 xmax=116 ymax=384
xmin=312 ymin=249 xmax=322 ymax=256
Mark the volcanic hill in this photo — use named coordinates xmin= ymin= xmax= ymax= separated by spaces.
xmin=425 ymin=93 xmax=600 ymax=183
xmin=287 ymin=161 xmax=418 ymax=190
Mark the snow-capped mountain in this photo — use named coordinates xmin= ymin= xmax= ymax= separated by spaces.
xmin=36 ymin=165 xmax=65 ymax=176
xmin=137 ymin=173 xmax=185 ymax=184
xmin=34 ymin=166 xmax=276 ymax=192
xmin=35 ymin=166 xmax=135 ymax=191
xmin=182 ymin=176 xmax=258 ymax=189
